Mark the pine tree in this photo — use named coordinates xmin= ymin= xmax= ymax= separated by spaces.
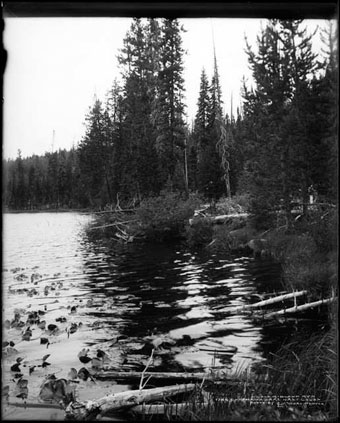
xmin=242 ymin=19 xmax=321 ymax=227
xmin=317 ymin=21 xmax=338 ymax=201
xmin=194 ymin=68 xmax=210 ymax=162
xmin=78 ymin=99 xmax=113 ymax=207
xmin=105 ymin=79 xmax=125 ymax=201
xmin=118 ymin=18 xmax=161 ymax=200
xmin=155 ymin=18 xmax=186 ymax=190
xmin=15 ymin=149 xmax=27 ymax=209
xmin=196 ymin=52 xmax=225 ymax=200
xmin=191 ymin=68 xmax=209 ymax=193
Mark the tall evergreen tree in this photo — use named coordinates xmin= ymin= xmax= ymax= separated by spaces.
xmin=197 ymin=52 xmax=225 ymax=200
xmin=118 ymin=18 xmax=161 ymax=200
xmin=78 ymin=99 xmax=113 ymax=207
xmin=155 ymin=18 xmax=186 ymax=190
xmin=317 ymin=21 xmax=338 ymax=201
xmin=242 ymin=19 xmax=321 ymax=227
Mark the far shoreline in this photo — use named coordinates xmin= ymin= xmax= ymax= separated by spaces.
xmin=3 ymin=208 xmax=93 ymax=214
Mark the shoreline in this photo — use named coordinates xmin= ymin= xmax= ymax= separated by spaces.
xmin=3 ymin=208 xmax=93 ymax=214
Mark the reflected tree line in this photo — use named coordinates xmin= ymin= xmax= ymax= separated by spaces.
xmin=3 ymin=19 xmax=337 ymax=224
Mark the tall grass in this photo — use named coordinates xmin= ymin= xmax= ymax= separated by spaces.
xmin=139 ymin=329 xmax=337 ymax=421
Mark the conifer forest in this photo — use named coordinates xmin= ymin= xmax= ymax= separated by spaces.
xmin=2 ymin=18 xmax=337 ymax=223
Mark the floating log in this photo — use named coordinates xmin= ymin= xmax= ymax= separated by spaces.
xmin=265 ymin=297 xmax=337 ymax=317
xmin=94 ymin=371 xmax=232 ymax=381
xmin=217 ymin=290 xmax=307 ymax=314
xmin=65 ymin=383 xmax=196 ymax=420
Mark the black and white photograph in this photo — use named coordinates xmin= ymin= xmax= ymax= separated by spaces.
xmin=2 ymin=2 xmax=338 ymax=421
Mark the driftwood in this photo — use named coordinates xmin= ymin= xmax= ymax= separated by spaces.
xmin=65 ymin=383 xmax=196 ymax=420
xmin=94 ymin=371 xmax=233 ymax=382
xmin=130 ymin=401 xmax=210 ymax=415
xmin=217 ymin=290 xmax=307 ymax=314
xmin=265 ymin=297 xmax=337 ymax=317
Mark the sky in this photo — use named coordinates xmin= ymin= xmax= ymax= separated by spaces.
xmin=2 ymin=17 xmax=328 ymax=160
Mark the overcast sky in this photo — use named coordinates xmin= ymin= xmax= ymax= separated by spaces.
xmin=3 ymin=18 xmax=327 ymax=160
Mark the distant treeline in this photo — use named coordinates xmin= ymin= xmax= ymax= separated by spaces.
xmin=3 ymin=19 xmax=337 ymax=223
xmin=3 ymin=148 xmax=85 ymax=210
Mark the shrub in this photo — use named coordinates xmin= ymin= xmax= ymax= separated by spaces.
xmin=265 ymin=213 xmax=337 ymax=299
xmin=295 ymin=207 xmax=337 ymax=253
xmin=185 ymin=217 xmax=214 ymax=248
xmin=206 ymin=224 xmax=256 ymax=254
xmin=135 ymin=191 xmax=202 ymax=242
xmin=215 ymin=193 xmax=251 ymax=215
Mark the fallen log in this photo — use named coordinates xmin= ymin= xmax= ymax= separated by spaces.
xmin=211 ymin=213 xmax=248 ymax=224
xmin=189 ymin=213 xmax=248 ymax=226
xmin=7 ymin=402 xmax=63 ymax=409
xmin=193 ymin=205 xmax=210 ymax=216
xmin=89 ymin=220 xmax=136 ymax=231
xmin=94 ymin=371 xmax=231 ymax=381
xmin=65 ymin=383 xmax=196 ymax=420
xmin=130 ymin=401 xmax=210 ymax=415
xmin=217 ymin=290 xmax=307 ymax=314
xmin=83 ymin=208 xmax=136 ymax=215
xmin=265 ymin=297 xmax=337 ymax=317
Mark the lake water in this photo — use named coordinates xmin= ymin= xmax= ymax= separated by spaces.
xmin=2 ymin=212 xmax=324 ymax=419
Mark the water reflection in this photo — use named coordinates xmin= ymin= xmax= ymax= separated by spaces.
xmin=80 ymin=233 xmax=285 ymax=370
xmin=3 ymin=212 xmax=323 ymax=378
